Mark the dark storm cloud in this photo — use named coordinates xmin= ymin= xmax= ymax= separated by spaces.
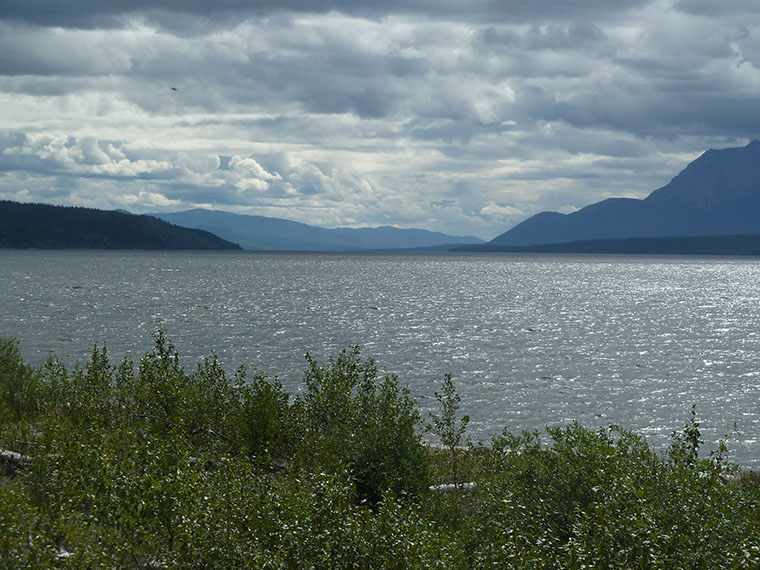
xmin=672 ymin=0 xmax=760 ymax=17
xmin=3 ymin=0 xmax=650 ymax=29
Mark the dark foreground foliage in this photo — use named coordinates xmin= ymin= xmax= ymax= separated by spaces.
xmin=1 ymin=334 xmax=760 ymax=568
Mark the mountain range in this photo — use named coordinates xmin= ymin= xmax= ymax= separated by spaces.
xmin=150 ymin=209 xmax=484 ymax=251
xmin=490 ymin=140 xmax=760 ymax=248
xmin=3 ymin=140 xmax=759 ymax=254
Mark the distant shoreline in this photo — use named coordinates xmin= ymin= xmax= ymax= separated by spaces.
xmin=456 ymin=233 xmax=760 ymax=256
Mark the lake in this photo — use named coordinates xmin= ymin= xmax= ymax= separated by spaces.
xmin=2 ymin=249 xmax=759 ymax=467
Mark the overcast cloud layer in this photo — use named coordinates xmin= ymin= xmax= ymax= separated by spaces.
xmin=1 ymin=1 xmax=759 ymax=239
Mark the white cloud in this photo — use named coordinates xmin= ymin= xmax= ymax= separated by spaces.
xmin=235 ymin=177 xmax=270 ymax=192
xmin=480 ymin=203 xmax=526 ymax=219
xmin=0 ymin=188 xmax=32 ymax=202
xmin=118 ymin=190 xmax=181 ymax=207
xmin=2 ymin=133 xmax=174 ymax=178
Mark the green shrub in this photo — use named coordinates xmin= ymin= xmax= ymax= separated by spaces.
xmin=0 ymin=337 xmax=45 ymax=422
xmin=294 ymin=346 xmax=430 ymax=504
xmin=0 ymin=482 xmax=58 ymax=568
xmin=234 ymin=370 xmax=293 ymax=462
xmin=466 ymin=422 xmax=760 ymax=568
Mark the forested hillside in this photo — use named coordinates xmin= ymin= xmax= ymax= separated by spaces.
xmin=0 ymin=201 xmax=241 ymax=250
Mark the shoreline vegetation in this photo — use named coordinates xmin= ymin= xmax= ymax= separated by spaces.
xmin=2 ymin=334 xmax=759 ymax=567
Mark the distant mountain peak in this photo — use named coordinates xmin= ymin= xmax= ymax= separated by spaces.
xmin=490 ymin=140 xmax=760 ymax=247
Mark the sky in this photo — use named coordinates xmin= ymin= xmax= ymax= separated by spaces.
xmin=1 ymin=1 xmax=759 ymax=240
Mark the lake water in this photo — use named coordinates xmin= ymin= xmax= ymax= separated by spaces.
xmin=2 ymin=250 xmax=760 ymax=467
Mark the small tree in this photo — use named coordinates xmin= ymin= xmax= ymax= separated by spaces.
xmin=669 ymin=404 xmax=703 ymax=467
xmin=428 ymin=374 xmax=469 ymax=487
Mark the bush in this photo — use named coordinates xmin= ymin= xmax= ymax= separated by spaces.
xmin=466 ymin=422 xmax=760 ymax=568
xmin=294 ymin=346 xmax=430 ymax=504
xmin=0 ymin=337 xmax=45 ymax=422
xmin=234 ymin=370 xmax=292 ymax=462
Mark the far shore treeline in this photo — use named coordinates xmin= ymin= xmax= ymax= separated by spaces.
xmin=456 ymin=233 xmax=760 ymax=255
xmin=2 ymin=333 xmax=760 ymax=567
xmin=0 ymin=201 xmax=241 ymax=250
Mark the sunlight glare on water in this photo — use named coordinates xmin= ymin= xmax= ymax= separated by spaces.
xmin=2 ymin=250 xmax=760 ymax=466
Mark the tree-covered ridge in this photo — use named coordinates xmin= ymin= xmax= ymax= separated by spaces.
xmin=0 ymin=201 xmax=241 ymax=250
xmin=1 ymin=335 xmax=759 ymax=568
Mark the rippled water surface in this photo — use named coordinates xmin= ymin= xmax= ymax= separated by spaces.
xmin=3 ymin=250 xmax=760 ymax=466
